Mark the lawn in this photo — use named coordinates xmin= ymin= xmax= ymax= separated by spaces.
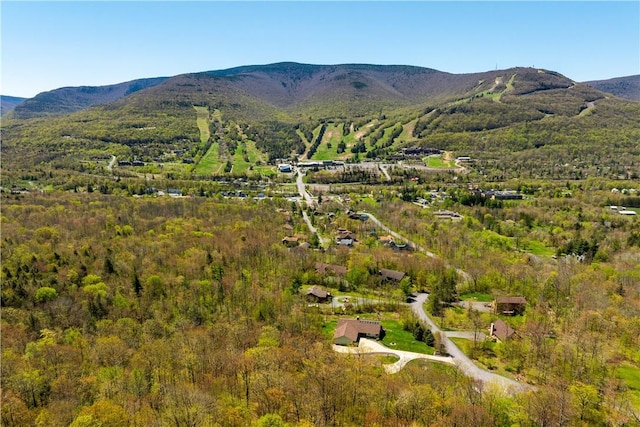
xmin=616 ymin=363 xmax=640 ymax=409
xmin=423 ymin=155 xmax=455 ymax=168
xmin=380 ymin=319 xmax=435 ymax=355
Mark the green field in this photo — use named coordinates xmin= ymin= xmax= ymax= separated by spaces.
xmin=423 ymin=155 xmax=455 ymax=168
xmin=616 ymin=364 xmax=640 ymax=409
xmin=193 ymin=106 xmax=225 ymax=175
xmin=524 ymin=239 xmax=556 ymax=256
xmin=194 ymin=142 xmax=223 ymax=175
xmin=310 ymin=123 xmax=347 ymax=161
xmin=194 ymin=106 xmax=210 ymax=146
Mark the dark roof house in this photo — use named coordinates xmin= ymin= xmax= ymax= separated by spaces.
xmin=315 ymin=262 xmax=348 ymax=276
xmin=380 ymin=268 xmax=406 ymax=282
xmin=306 ymin=286 xmax=332 ymax=303
xmin=489 ymin=319 xmax=516 ymax=342
xmin=333 ymin=318 xmax=384 ymax=345
xmin=494 ymin=296 xmax=527 ymax=315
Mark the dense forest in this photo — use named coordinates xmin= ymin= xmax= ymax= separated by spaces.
xmin=2 ymin=178 xmax=639 ymax=426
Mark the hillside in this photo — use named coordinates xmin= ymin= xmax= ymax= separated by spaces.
xmin=11 ymin=77 xmax=168 ymax=119
xmin=584 ymin=75 xmax=640 ymax=101
xmin=2 ymin=63 xmax=639 ymax=183
xmin=0 ymin=95 xmax=26 ymax=116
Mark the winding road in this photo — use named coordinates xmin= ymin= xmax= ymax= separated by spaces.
xmin=410 ymin=293 xmax=529 ymax=393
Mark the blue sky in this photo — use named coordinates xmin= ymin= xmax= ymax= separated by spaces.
xmin=2 ymin=1 xmax=639 ymax=97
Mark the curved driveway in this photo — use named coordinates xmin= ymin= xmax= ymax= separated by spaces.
xmin=333 ymin=338 xmax=455 ymax=374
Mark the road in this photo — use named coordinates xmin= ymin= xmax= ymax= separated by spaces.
xmin=296 ymin=168 xmax=328 ymax=246
xmin=410 ymin=294 xmax=529 ymax=393
xmin=357 ymin=211 xmax=469 ymax=281
xmin=107 ymin=155 xmax=116 ymax=172
xmin=356 ymin=210 xmax=529 ymax=393
xmin=296 ymin=168 xmax=315 ymax=207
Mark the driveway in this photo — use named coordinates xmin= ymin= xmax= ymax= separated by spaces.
xmin=333 ymin=338 xmax=455 ymax=374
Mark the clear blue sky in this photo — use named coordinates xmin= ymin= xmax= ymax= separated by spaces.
xmin=2 ymin=1 xmax=639 ymax=97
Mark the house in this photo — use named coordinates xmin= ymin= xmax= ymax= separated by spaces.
xmin=493 ymin=296 xmax=527 ymax=315
xmin=306 ymin=286 xmax=332 ymax=303
xmin=278 ymin=164 xmax=292 ymax=173
xmin=489 ymin=319 xmax=516 ymax=342
xmin=336 ymin=229 xmax=357 ymax=241
xmin=282 ymin=236 xmax=299 ymax=247
xmin=333 ymin=318 xmax=384 ymax=345
xmin=380 ymin=268 xmax=406 ymax=282
xmin=315 ymin=262 xmax=348 ymax=276
xmin=434 ymin=210 xmax=463 ymax=220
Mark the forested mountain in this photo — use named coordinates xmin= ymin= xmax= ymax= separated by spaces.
xmin=11 ymin=77 xmax=168 ymax=119
xmin=0 ymin=95 xmax=26 ymax=116
xmin=2 ymin=63 xmax=639 ymax=182
xmin=584 ymin=75 xmax=640 ymax=101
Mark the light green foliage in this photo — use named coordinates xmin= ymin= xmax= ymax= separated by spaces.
xmin=34 ymin=287 xmax=58 ymax=303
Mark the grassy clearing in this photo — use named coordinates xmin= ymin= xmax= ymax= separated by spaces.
xmin=616 ymin=364 xmax=640 ymax=409
xmin=194 ymin=142 xmax=223 ymax=175
xmin=193 ymin=106 xmax=210 ymax=146
xmin=400 ymin=118 xmax=418 ymax=143
xmin=423 ymin=155 xmax=455 ymax=168
xmin=311 ymin=123 xmax=345 ymax=161
xmin=524 ymin=239 xmax=555 ymax=256
xmin=193 ymin=106 xmax=225 ymax=175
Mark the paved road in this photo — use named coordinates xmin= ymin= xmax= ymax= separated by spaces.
xmin=296 ymin=168 xmax=315 ymax=207
xmin=358 ymin=211 xmax=469 ymax=281
xmin=411 ymin=294 xmax=529 ymax=394
xmin=296 ymin=168 xmax=328 ymax=246
xmin=333 ymin=338 xmax=455 ymax=374
xmin=300 ymin=209 xmax=327 ymax=246
xmin=357 ymin=211 xmax=437 ymax=258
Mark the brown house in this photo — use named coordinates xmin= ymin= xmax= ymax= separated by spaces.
xmin=336 ymin=229 xmax=357 ymax=241
xmin=333 ymin=318 xmax=384 ymax=345
xmin=489 ymin=319 xmax=516 ymax=342
xmin=493 ymin=296 xmax=527 ymax=315
xmin=306 ymin=286 xmax=332 ymax=303
xmin=282 ymin=236 xmax=299 ymax=247
xmin=315 ymin=262 xmax=348 ymax=276
xmin=380 ymin=268 xmax=406 ymax=282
